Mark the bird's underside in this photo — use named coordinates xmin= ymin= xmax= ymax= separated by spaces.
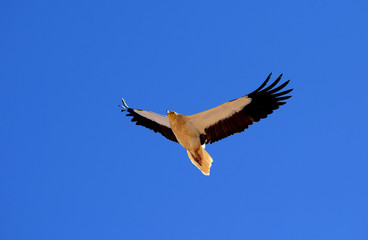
xmin=120 ymin=73 xmax=293 ymax=175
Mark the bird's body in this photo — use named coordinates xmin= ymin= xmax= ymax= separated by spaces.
xmin=167 ymin=112 xmax=213 ymax=174
xmin=120 ymin=73 xmax=293 ymax=175
xmin=168 ymin=113 xmax=197 ymax=151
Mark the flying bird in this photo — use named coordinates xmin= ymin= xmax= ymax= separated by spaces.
xmin=120 ymin=73 xmax=293 ymax=175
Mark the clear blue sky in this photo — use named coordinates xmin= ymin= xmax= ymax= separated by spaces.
xmin=1 ymin=0 xmax=367 ymax=239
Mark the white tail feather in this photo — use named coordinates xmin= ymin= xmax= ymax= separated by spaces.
xmin=187 ymin=147 xmax=213 ymax=175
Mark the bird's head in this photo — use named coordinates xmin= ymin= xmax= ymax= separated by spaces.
xmin=166 ymin=110 xmax=176 ymax=121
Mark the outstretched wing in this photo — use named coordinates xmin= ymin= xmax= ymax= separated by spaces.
xmin=120 ymin=99 xmax=178 ymax=143
xmin=188 ymin=73 xmax=293 ymax=144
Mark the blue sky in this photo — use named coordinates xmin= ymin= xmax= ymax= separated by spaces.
xmin=1 ymin=0 xmax=367 ymax=239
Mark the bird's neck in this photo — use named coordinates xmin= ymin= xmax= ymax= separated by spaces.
xmin=168 ymin=113 xmax=176 ymax=121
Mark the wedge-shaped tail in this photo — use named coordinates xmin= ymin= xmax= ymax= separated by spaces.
xmin=186 ymin=147 xmax=213 ymax=175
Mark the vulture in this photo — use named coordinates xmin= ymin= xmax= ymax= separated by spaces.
xmin=120 ymin=73 xmax=293 ymax=175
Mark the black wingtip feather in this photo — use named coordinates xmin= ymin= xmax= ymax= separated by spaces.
xmin=268 ymin=80 xmax=290 ymax=94
xmin=276 ymin=96 xmax=292 ymax=101
xmin=273 ymin=89 xmax=293 ymax=97
xmin=263 ymin=74 xmax=283 ymax=92
xmin=253 ymin=73 xmax=272 ymax=93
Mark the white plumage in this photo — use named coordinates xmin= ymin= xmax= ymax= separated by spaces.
xmin=120 ymin=73 xmax=293 ymax=175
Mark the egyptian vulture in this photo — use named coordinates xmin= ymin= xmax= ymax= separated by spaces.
xmin=120 ymin=73 xmax=292 ymax=175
